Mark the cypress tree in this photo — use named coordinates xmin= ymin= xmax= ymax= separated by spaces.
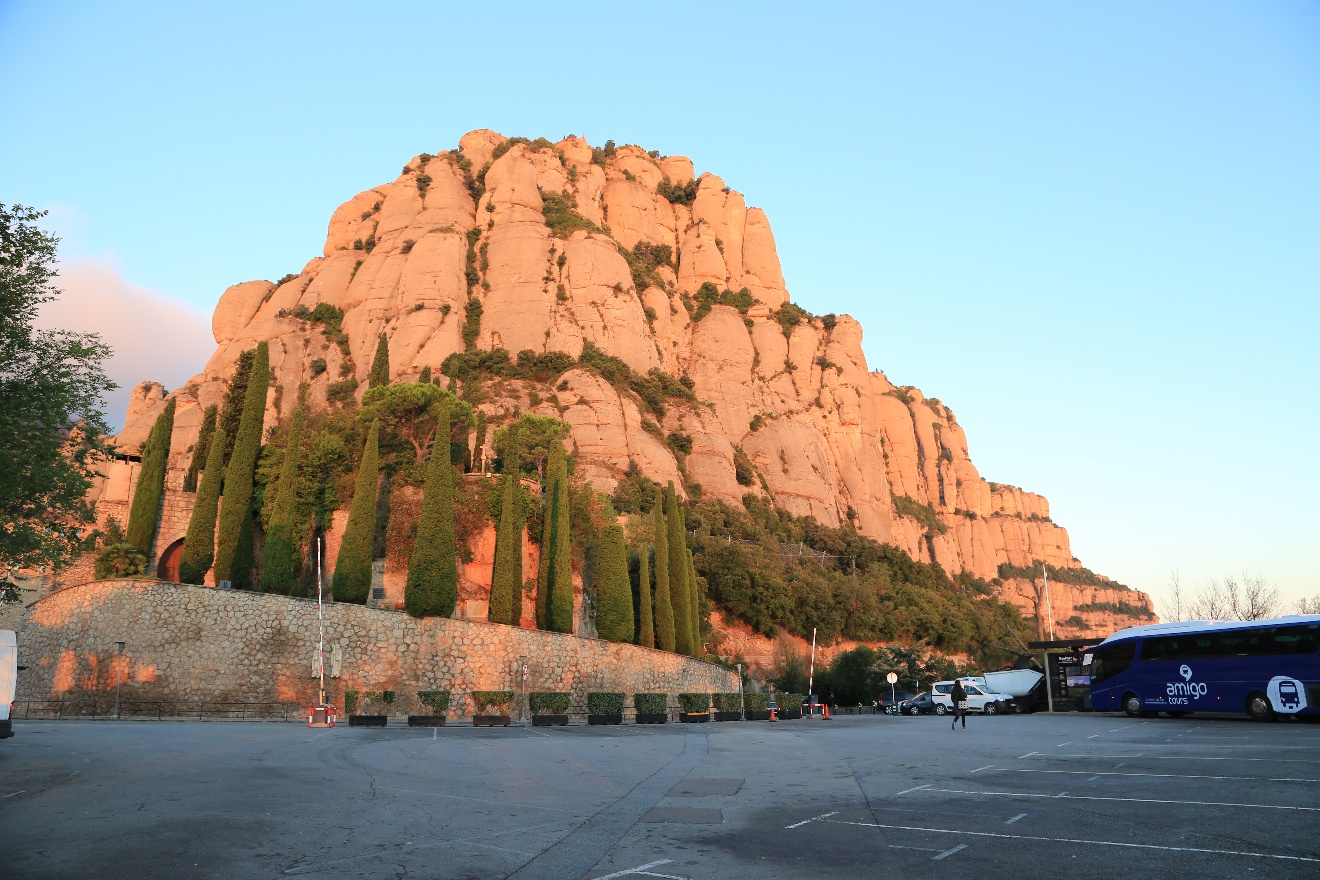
xmin=594 ymin=510 xmax=633 ymax=643
xmin=687 ymin=547 xmax=702 ymax=656
xmin=178 ymin=426 xmax=226 ymax=584
xmin=535 ymin=469 xmax=554 ymax=630
xmin=474 ymin=410 xmax=488 ymax=472
xmin=126 ymin=397 xmax=176 ymax=556
xmin=230 ymin=504 xmax=256 ymax=591
xmin=333 ymin=420 xmax=380 ymax=604
xmin=183 ymin=404 xmax=217 ymax=492
xmin=651 ymin=489 xmax=675 ymax=651
xmin=637 ymin=546 xmax=654 ymax=648
xmin=215 ymin=341 xmax=269 ymax=585
xmin=368 ymin=332 xmax=390 ymax=388
xmin=488 ymin=461 xmax=523 ymax=625
xmin=547 ymin=446 xmax=573 ymax=633
xmin=418 ymin=365 xmax=431 ymax=384
xmin=260 ymin=410 xmax=304 ymax=594
xmin=406 ymin=407 xmax=458 ymax=617
xmin=665 ymin=482 xmax=693 ymax=656
xmin=220 ymin=347 xmax=255 ymax=464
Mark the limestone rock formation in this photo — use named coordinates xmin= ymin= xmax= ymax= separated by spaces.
xmin=108 ymin=131 xmax=1151 ymax=635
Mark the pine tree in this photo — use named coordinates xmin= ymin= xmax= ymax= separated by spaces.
xmin=219 ymin=347 xmax=255 ymax=464
xmin=406 ymin=407 xmax=458 ymax=617
xmin=125 ymin=397 xmax=176 ymax=556
xmin=637 ymin=546 xmax=655 ymax=648
xmin=260 ymin=409 xmax=304 ymax=594
xmin=418 ymin=365 xmax=431 ymax=384
xmin=183 ymin=404 xmax=217 ymax=492
xmin=178 ymin=426 xmax=226 ymax=584
xmin=665 ymin=482 xmax=693 ymax=656
xmin=368 ymin=332 xmax=390 ymax=388
xmin=651 ymin=489 xmax=675 ymax=651
xmin=333 ymin=419 xmax=380 ymax=604
xmin=594 ymin=508 xmax=633 ymax=643
xmin=215 ymin=341 xmax=269 ymax=585
xmin=488 ymin=461 xmax=523 ymax=625
xmin=547 ymin=446 xmax=574 ymax=633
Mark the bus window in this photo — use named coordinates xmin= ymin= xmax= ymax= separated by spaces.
xmin=1090 ymin=641 xmax=1136 ymax=685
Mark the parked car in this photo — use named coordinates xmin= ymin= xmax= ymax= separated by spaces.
xmin=898 ymin=692 xmax=936 ymax=715
xmin=931 ymin=678 xmax=1014 ymax=715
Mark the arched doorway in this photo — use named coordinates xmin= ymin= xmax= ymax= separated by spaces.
xmin=156 ymin=538 xmax=184 ymax=583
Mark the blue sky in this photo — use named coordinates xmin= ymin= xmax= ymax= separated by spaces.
xmin=3 ymin=1 xmax=1317 ymax=609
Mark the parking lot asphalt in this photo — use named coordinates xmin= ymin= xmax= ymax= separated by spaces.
xmin=2 ymin=711 xmax=1317 ymax=879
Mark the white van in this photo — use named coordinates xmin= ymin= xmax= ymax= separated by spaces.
xmin=931 ymin=677 xmax=1014 ymax=715
xmin=1 ymin=630 xmax=16 ymax=739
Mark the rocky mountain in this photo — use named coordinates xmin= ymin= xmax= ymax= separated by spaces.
xmin=109 ymin=130 xmax=1153 ymax=638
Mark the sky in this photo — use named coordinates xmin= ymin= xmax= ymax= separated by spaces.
xmin=3 ymin=1 xmax=1317 ymax=611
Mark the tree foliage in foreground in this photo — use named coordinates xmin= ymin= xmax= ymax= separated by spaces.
xmin=0 ymin=205 xmax=114 ymax=590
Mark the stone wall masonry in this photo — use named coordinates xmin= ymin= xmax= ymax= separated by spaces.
xmin=16 ymin=579 xmax=738 ymax=719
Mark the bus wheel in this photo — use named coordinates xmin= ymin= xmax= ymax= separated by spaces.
xmin=1247 ymin=692 xmax=1275 ymax=723
xmin=1123 ymin=694 xmax=1143 ymax=717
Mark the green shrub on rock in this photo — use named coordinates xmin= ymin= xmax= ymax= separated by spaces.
xmin=95 ymin=544 xmax=147 ymax=579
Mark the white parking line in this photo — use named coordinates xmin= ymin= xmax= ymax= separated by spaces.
xmin=591 ymin=860 xmax=679 ymax=880
xmin=1018 ymin=751 xmax=1039 ymax=759
xmin=893 ymin=784 xmax=932 ymax=796
xmin=921 ymin=787 xmax=1320 ymax=812
xmin=990 ymin=767 xmax=1320 ymax=784
xmin=969 ymin=765 xmax=994 ymax=774
xmin=785 ymin=811 xmax=838 ymax=829
xmin=1005 ymin=813 xmax=1027 ymax=825
xmin=812 ymin=818 xmax=1320 ymax=863
xmin=933 ymin=844 xmax=967 ymax=860
xmin=1040 ymin=753 xmax=1320 ymax=765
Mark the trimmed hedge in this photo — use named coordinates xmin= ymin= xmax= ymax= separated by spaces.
xmin=529 ymin=692 xmax=571 ymax=715
xmin=744 ymin=693 xmax=771 ymax=712
xmin=416 ymin=691 xmax=451 ymax=712
xmin=471 ymin=690 xmax=514 ymax=713
xmin=344 ymin=690 xmax=359 ymax=714
xmin=677 ymin=693 xmax=710 ymax=714
xmin=776 ymin=693 xmax=804 ymax=710
xmin=712 ymin=693 xmax=742 ymax=713
xmin=588 ymin=692 xmax=624 ymax=715
xmin=634 ymin=693 xmax=668 ymax=715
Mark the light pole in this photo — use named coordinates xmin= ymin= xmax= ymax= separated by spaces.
xmin=113 ymin=641 xmax=126 ymax=719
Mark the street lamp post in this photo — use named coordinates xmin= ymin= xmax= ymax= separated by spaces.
xmin=113 ymin=641 xmax=126 ymax=719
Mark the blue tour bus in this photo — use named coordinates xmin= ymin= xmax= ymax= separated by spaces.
xmin=1086 ymin=615 xmax=1320 ymax=721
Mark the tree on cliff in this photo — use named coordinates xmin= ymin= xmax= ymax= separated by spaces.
xmin=183 ymin=404 xmax=217 ymax=492
xmin=178 ymin=425 xmax=226 ymax=584
xmin=494 ymin=414 xmax=569 ymax=480
xmin=333 ymin=419 xmax=380 ymax=604
xmin=360 ymin=381 xmax=470 ymax=463
xmin=651 ymin=488 xmax=675 ymax=651
xmin=405 ymin=406 xmax=458 ymax=618
xmin=214 ymin=340 xmax=269 ymax=586
xmin=0 ymin=205 xmax=114 ymax=587
xmin=545 ymin=443 xmax=574 ymax=632
xmin=636 ymin=546 xmax=655 ymax=648
xmin=488 ymin=455 xmax=523 ymax=626
xmin=125 ymin=397 xmax=176 ymax=556
xmin=368 ymin=333 xmax=390 ymax=389
xmin=260 ymin=409 xmax=304 ymax=594
xmin=594 ymin=503 xmax=633 ymax=643
xmin=664 ymin=482 xmax=694 ymax=656
xmin=218 ymin=347 xmax=255 ymax=465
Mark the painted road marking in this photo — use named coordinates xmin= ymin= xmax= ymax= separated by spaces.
xmin=989 ymin=768 xmax=1320 ymax=784
xmin=785 ymin=811 xmax=838 ymax=829
xmin=1039 ymin=753 xmax=1320 ymax=765
xmin=591 ymin=860 xmax=678 ymax=880
xmin=893 ymin=784 xmax=932 ymax=796
xmin=889 ymin=844 xmax=943 ymax=852
xmin=1056 ymin=742 xmax=1072 ymax=747
xmin=969 ymin=765 xmax=994 ymax=774
xmin=933 ymin=844 xmax=968 ymax=860
xmin=1005 ymin=813 xmax=1027 ymax=825
xmin=808 ymin=818 xmax=1320 ymax=864
xmin=1018 ymin=751 xmax=1039 ymax=759
xmin=921 ymin=787 xmax=1320 ymax=812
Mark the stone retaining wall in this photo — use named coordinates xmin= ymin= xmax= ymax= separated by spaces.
xmin=15 ymin=579 xmax=738 ymax=718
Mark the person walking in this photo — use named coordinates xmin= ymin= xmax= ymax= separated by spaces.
xmin=951 ymin=679 xmax=968 ymax=731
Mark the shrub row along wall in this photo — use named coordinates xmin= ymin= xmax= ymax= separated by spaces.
xmin=16 ymin=580 xmax=737 ymax=718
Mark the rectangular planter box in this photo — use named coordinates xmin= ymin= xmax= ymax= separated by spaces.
xmin=348 ymin=715 xmax=387 ymax=727
xmin=407 ymin=715 xmax=446 ymax=727
xmin=635 ymin=713 xmax=668 ymax=724
xmin=713 ymin=711 xmax=743 ymax=722
xmin=745 ymin=710 xmax=771 ymax=721
xmin=680 ymin=713 xmax=710 ymax=723
xmin=473 ymin=714 xmax=512 ymax=727
xmin=532 ymin=714 xmax=569 ymax=726
xmin=588 ymin=714 xmax=623 ymax=725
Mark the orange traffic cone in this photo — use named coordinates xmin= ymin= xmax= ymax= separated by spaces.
xmin=823 ymin=703 xmax=831 ymax=720
xmin=769 ymin=705 xmax=777 ymax=722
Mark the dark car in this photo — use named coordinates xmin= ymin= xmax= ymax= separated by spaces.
xmin=898 ymin=692 xmax=936 ymax=715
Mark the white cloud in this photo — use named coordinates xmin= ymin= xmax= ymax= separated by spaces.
xmin=35 ymin=257 xmax=214 ymax=431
